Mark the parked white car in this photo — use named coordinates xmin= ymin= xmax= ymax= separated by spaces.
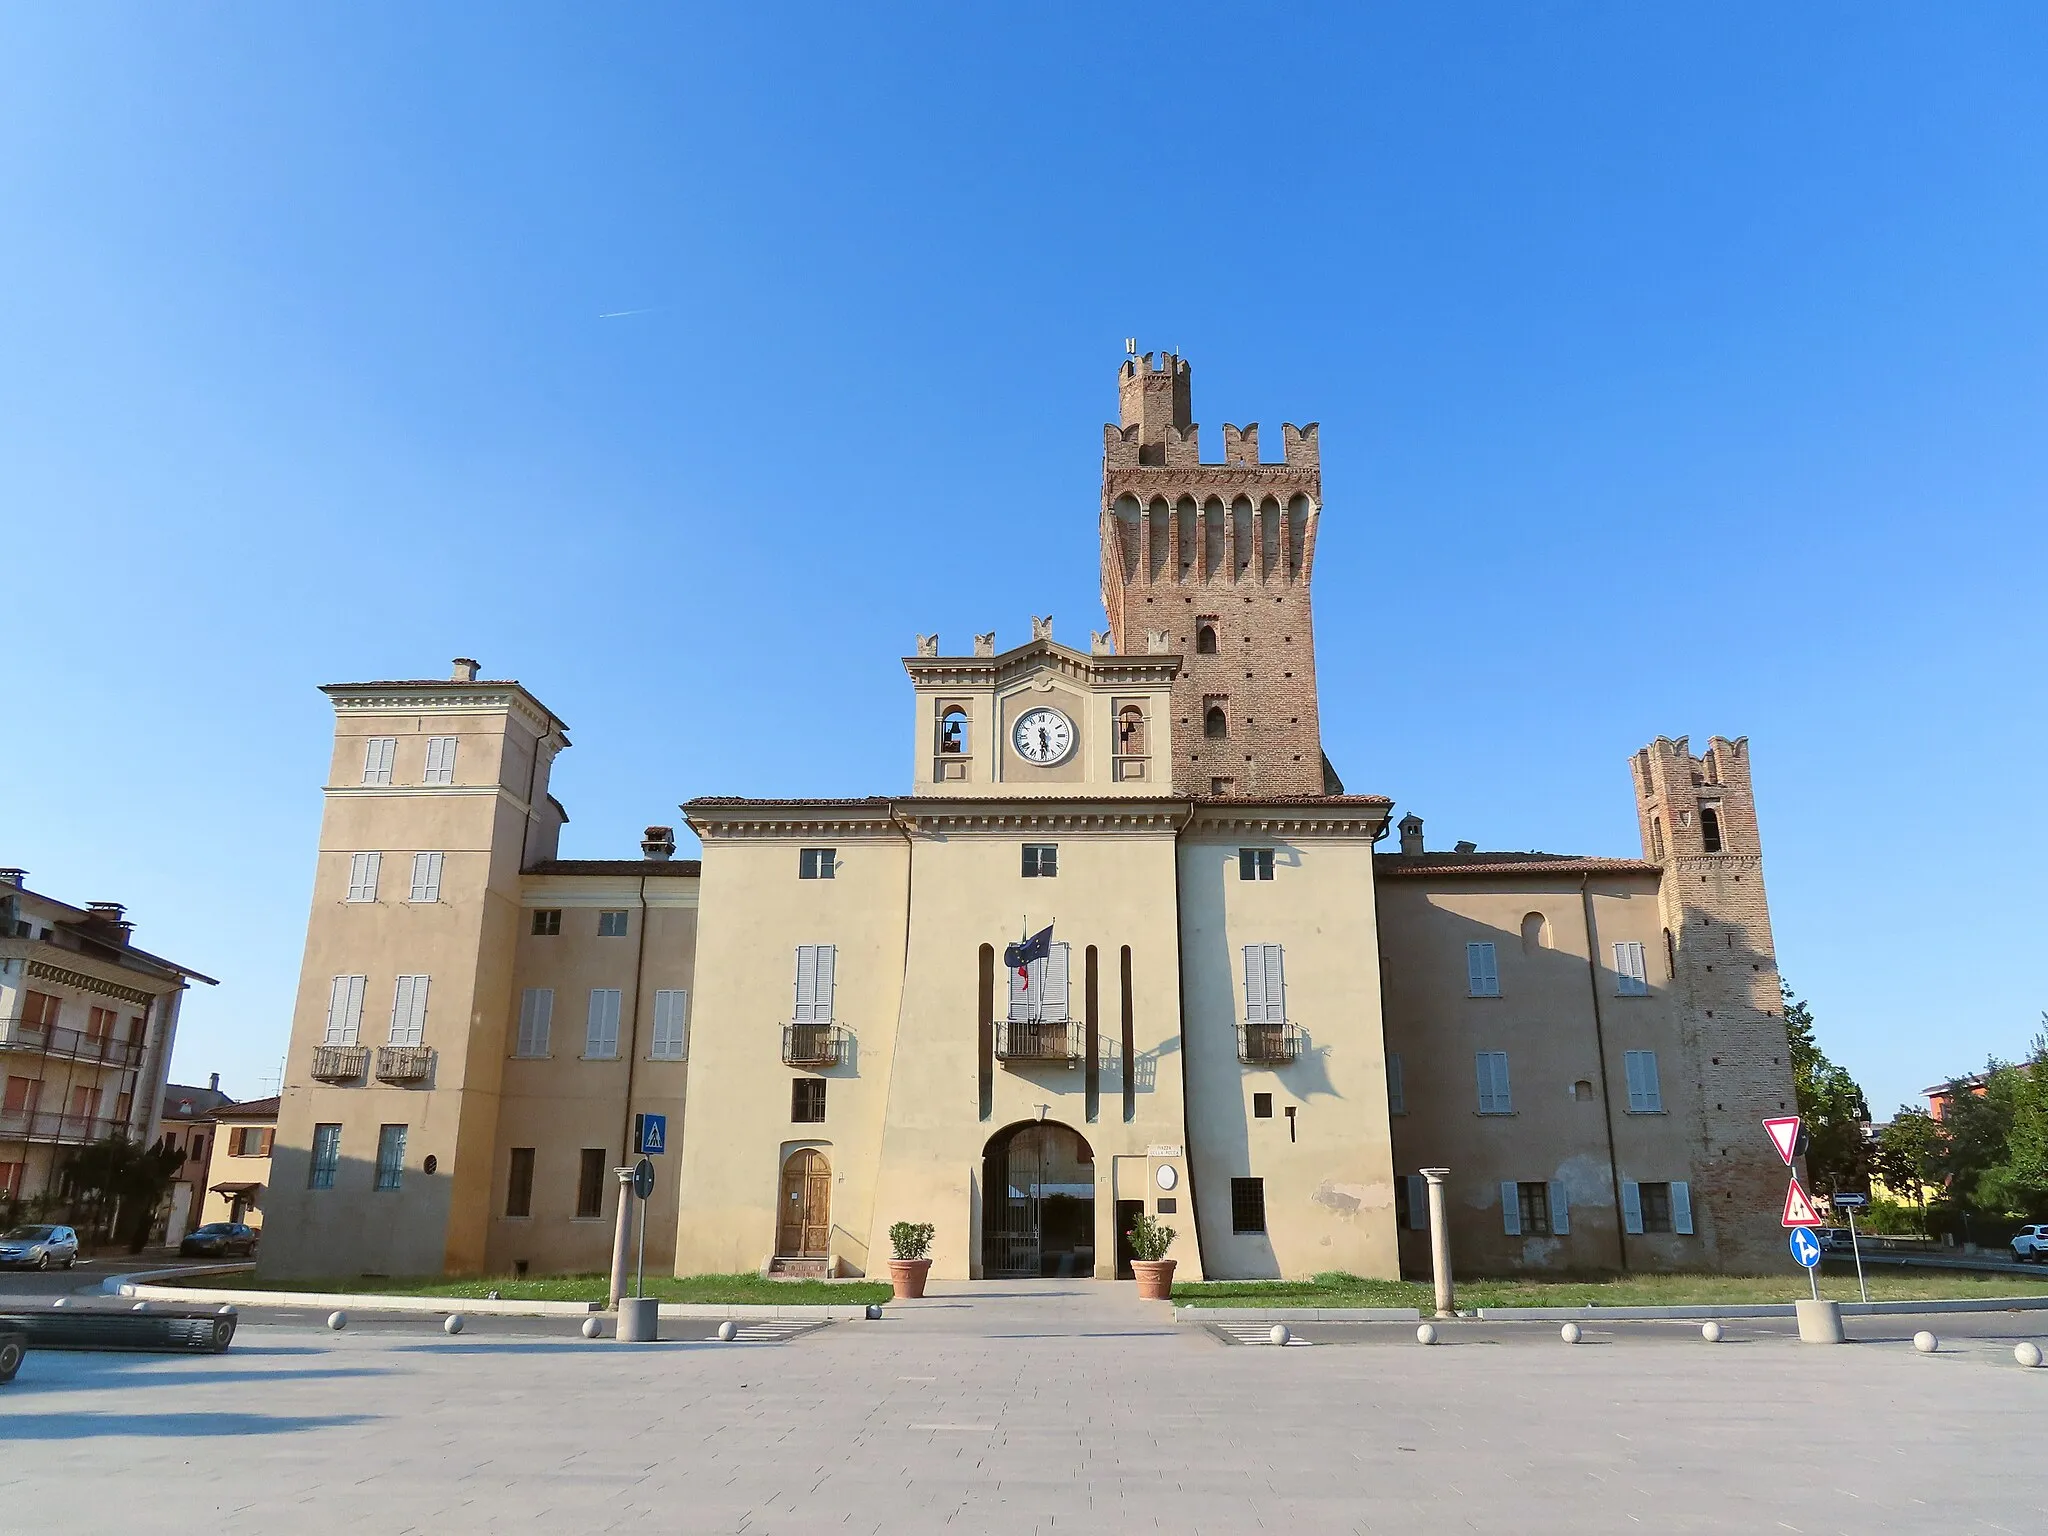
xmin=2011 ymin=1224 xmax=2047 ymax=1263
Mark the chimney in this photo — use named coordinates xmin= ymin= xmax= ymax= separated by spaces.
xmin=209 ymin=1072 xmax=220 ymax=1092
xmin=1453 ymin=840 xmax=1478 ymax=855
xmin=1397 ymin=814 xmax=1424 ymax=856
xmin=641 ymin=826 xmax=676 ymax=862
xmin=451 ymin=657 xmax=480 ymax=683
xmin=85 ymin=901 xmax=134 ymax=943
xmin=0 ymin=868 xmax=25 ymax=889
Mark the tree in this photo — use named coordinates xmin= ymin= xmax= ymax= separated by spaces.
xmin=1978 ymin=1030 xmax=2048 ymax=1221
xmin=1869 ymin=1108 xmax=1945 ymax=1227
xmin=60 ymin=1136 xmax=185 ymax=1252
xmin=1781 ymin=982 xmax=1871 ymax=1194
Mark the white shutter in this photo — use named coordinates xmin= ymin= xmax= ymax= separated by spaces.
xmin=326 ymin=975 xmax=366 ymax=1046
xmin=1550 ymin=1181 xmax=1570 ymax=1234
xmin=347 ymin=852 xmax=381 ymax=903
xmin=1244 ymin=944 xmax=1285 ymax=1022
xmin=814 ymin=945 xmax=835 ymax=1021
xmin=652 ymin=989 xmax=688 ymax=1059
xmin=390 ymin=976 xmax=428 ymax=1046
xmin=517 ymin=988 xmax=553 ymax=1056
xmin=1467 ymin=942 xmax=1499 ymax=997
xmin=1042 ymin=943 xmax=1070 ymax=1021
xmin=1386 ymin=1052 xmax=1406 ymax=1115
xmin=1622 ymin=1179 xmax=1644 ymax=1234
xmin=1672 ymin=1181 xmax=1694 ymax=1235
xmin=1501 ymin=1181 xmax=1521 ymax=1235
xmin=1405 ymin=1173 xmax=1428 ymax=1230
xmin=1008 ymin=952 xmax=1032 ymax=1021
xmin=410 ymin=852 xmax=443 ymax=903
xmin=584 ymin=989 xmax=621 ymax=1058
xmin=424 ymin=736 xmax=457 ymax=785
xmin=1614 ymin=941 xmax=1648 ymax=996
xmin=362 ymin=737 xmax=395 ymax=785
xmin=795 ymin=946 xmax=820 ymax=1022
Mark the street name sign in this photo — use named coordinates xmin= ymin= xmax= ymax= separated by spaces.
xmin=1781 ymin=1177 xmax=1822 ymax=1227
xmin=1789 ymin=1227 xmax=1822 ymax=1268
xmin=1763 ymin=1116 xmax=1801 ymax=1166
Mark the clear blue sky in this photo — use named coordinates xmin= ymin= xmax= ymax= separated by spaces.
xmin=4 ymin=7 xmax=2044 ymax=1116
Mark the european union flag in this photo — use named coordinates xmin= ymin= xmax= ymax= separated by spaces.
xmin=1003 ymin=923 xmax=1054 ymax=979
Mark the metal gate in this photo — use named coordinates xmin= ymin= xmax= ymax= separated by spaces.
xmin=982 ymin=1123 xmax=1094 ymax=1279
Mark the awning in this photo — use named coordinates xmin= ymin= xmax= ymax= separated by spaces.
xmin=209 ymin=1182 xmax=263 ymax=1196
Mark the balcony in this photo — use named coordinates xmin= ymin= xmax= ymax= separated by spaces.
xmin=309 ymin=1044 xmax=369 ymax=1083
xmin=995 ymin=1019 xmax=1082 ymax=1068
xmin=375 ymin=1045 xmax=433 ymax=1084
xmin=1236 ymin=1022 xmax=1303 ymax=1066
xmin=781 ymin=1024 xmax=846 ymax=1069
xmin=0 ymin=1109 xmax=124 ymax=1146
xmin=0 ymin=1020 xmax=143 ymax=1070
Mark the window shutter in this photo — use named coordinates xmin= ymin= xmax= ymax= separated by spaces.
xmin=1501 ymin=1181 xmax=1521 ymax=1235
xmin=348 ymin=851 xmax=381 ymax=903
xmin=410 ymin=852 xmax=443 ymax=903
xmin=518 ymin=988 xmax=553 ymax=1056
xmin=1008 ymin=953 xmax=1031 ymax=1021
xmin=1642 ymin=1052 xmax=1662 ymax=1112
xmin=1622 ymin=1180 xmax=1644 ymax=1234
xmin=1550 ymin=1182 xmax=1570 ymax=1234
xmin=260 ymin=1128 xmax=275 ymax=1157
xmin=1405 ymin=1173 xmax=1428 ymax=1230
xmin=390 ymin=976 xmax=428 ymax=1046
xmin=1263 ymin=945 xmax=1284 ymax=1022
xmin=1671 ymin=1181 xmax=1694 ymax=1235
xmin=1467 ymin=942 xmax=1499 ymax=996
xmin=795 ymin=946 xmax=819 ymax=1022
xmin=1242 ymin=945 xmax=1265 ymax=1021
xmin=1043 ymin=943 xmax=1070 ymax=1021
xmin=1386 ymin=1052 xmax=1405 ymax=1116
xmin=586 ymin=989 xmax=621 ymax=1057
xmin=814 ymin=945 xmax=835 ymax=1021
xmin=326 ymin=976 xmax=353 ymax=1045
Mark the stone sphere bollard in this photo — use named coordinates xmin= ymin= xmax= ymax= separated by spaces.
xmin=444 ymin=1314 xmax=464 ymax=1336
xmin=865 ymin=1304 xmax=883 ymax=1320
xmin=2016 ymin=1341 xmax=2043 ymax=1369
xmin=1560 ymin=1322 xmax=1582 ymax=1344
xmin=1914 ymin=1331 xmax=1939 ymax=1354
xmin=132 ymin=1301 xmax=150 ymax=1311
xmin=581 ymin=1316 xmax=603 ymax=1339
xmin=1416 ymin=1323 xmax=1439 ymax=1346
xmin=327 ymin=1310 xmax=348 ymax=1331
xmin=1701 ymin=1321 xmax=1724 ymax=1343
xmin=716 ymin=1320 xmax=739 ymax=1342
xmin=1269 ymin=1324 xmax=1291 ymax=1346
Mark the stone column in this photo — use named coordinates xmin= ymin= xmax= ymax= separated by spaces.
xmin=607 ymin=1167 xmax=635 ymax=1309
xmin=1421 ymin=1168 xmax=1454 ymax=1318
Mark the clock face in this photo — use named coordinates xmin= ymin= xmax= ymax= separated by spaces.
xmin=1012 ymin=706 xmax=1076 ymax=766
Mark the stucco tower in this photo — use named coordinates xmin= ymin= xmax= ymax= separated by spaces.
xmin=1100 ymin=352 xmax=1336 ymax=797
xmin=1633 ymin=735 xmax=1797 ymax=1269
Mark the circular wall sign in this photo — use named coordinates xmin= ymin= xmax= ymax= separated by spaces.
xmin=1155 ymin=1164 xmax=1179 ymax=1192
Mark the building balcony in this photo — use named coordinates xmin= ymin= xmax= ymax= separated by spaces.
xmin=0 ymin=1020 xmax=143 ymax=1070
xmin=1236 ymin=1022 xmax=1303 ymax=1066
xmin=995 ymin=1018 xmax=1082 ymax=1068
xmin=0 ymin=1109 xmax=123 ymax=1146
xmin=309 ymin=1045 xmax=369 ymax=1083
xmin=375 ymin=1045 xmax=433 ymax=1084
xmin=781 ymin=1024 xmax=846 ymax=1069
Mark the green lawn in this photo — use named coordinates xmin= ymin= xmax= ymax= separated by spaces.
xmin=163 ymin=1270 xmax=894 ymax=1307
xmin=1170 ymin=1267 xmax=2048 ymax=1309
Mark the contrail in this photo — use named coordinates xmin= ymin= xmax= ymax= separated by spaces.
xmin=598 ymin=307 xmax=663 ymax=319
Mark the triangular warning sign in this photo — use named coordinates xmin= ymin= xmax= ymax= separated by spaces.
xmin=1782 ymin=1176 xmax=1822 ymax=1227
xmin=1763 ymin=1116 xmax=1801 ymax=1166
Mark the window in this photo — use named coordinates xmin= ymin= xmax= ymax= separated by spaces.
xmin=230 ymin=1127 xmax=274 ymax=1157
xmin=1625 ymin=1050 xmax=1664 ymax=1113
xmin=1210 ymin=776 xmax=1235 ymax=796
xmin=1204 ymin=706 xmax=1228 ymax=739
xmin=651 ymin=989 xmax=689 ymax=1059
xmin=1196 ymin=622 xmax=1218 ymax=654
xmin=346 ymin=852 xmax=381 ymax=903
xmin=576 ymin=1148 xmax=606 ymax=1218
xmin=531 ymin=909 xmax=561 ymax=936
xmin=373 ymin=1125 xmax=407 ymax=1190
xmin=1238 ymin=848 xmax=1274 ymax=881
xmin=1396 ymin=1174 xmax=1429 ymax=1231
xmin=1009 ymin=942 xmax=1071 ymax=1022
xmin=798 ymin=848 xmax=835 ymax=880
xmin=597 ymin=910 xmax=630 ymax=937
xmin=1614 ymin=941 xmax=1649 ymax=996
xmin=1230 ymin=1177 xmax=1266 ymax=1234
xmin=938 ymin=707 xmax=969 ymax=755
xmin=388 ymin=976 xmax=429 ymax=1046
xmin=585 ymin=989 xmax=622 ymax=1059
xmin=1466 ymin=942 xmax=1500 ymax=997
xmin=1572 ymin=1078 xmax=1594 ymax=1102
xmin=423 ymin=736 xmax=458 ymax=785
xmin=1622 ymin=1179 xmax=1693 ymax=1235
xmin=22 ymin=991 xmax=60 ymax=1027
xmin=1252 ymin=1092 xmax=1273 ymax=1119
xmin=409 ymin=852 xmax=444 ymax=904
xmin=792 ymin=1077 xmax=827 ymax=1123
xmin=505 ymin=1147 xmax=534 ymax=1217
xmin=1700 ymin=807 xmax=1723 ymax=853
xmin=1386 ymin=1053 xmax=1406 ymax=1116
xmin=1650 ymin=817 xmax=1665 ymax=859
xmin=1520 ymin=912 xmax=1548 ymax=953
xmin=515 ymin=988 xmax=553 ymax=1057
xmin=1475 ymin=1050 xmax=1512 ymax=1114
xmin=1242 ymin=944 xmax=1285 ymax=1022
xmin=86 ymin=1005 xmax=116 ymax=1039
xmin=1022 ymin=844 xmax=1058 ymax=878
xmin=3 ymin=1077 xmax=37 ymax=1115
xmin=324 ymin=975 xmax=366 ymax=1046
xmin=309 ymin=1124 xmax=342 ymax=1189
xmin=361 ymin=737 xmax=396 ymax=786
xmin=793 ymin=945 xmax=837 ymax=1022
xmin=1501 ymin=1181 xmax=1569 ymax=1236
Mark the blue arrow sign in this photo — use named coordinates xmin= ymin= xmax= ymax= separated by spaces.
xmin=1789 ymin=1227 xmax=1822 ymax=1268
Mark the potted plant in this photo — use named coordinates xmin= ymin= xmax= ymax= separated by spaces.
xmin=888 ymin=1221 xmax=935 ymax=1299
xmin=1127 ymin=1211 xmax=1177 ymax=1299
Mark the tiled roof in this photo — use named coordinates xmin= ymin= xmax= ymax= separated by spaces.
xmin=686 ymin=793 xmax=1392 ymax=810
xmin=212 ymin=1096 xmax=281 ymax=1120
xmin=1375 ymin=852 xmax=1660 ymax=878
xmin=686 ymin=796 xmax=894 ymax=809
xmin=526 ymin=859 xmax=702 ymax=878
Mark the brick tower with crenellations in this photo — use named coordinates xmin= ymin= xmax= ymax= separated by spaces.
xmin=1099 ymin=351 xmax=1338 ymax=798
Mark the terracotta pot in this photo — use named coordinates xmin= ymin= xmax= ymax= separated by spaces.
xmin=1131 ymin=1259 xmax=1176 ymax=1300
xmin=889 ymin=1257 xmax=932 ymax=1299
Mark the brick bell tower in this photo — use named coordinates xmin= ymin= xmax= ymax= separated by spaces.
xmin=1099 ymin=351 xmax=1338 ymax=798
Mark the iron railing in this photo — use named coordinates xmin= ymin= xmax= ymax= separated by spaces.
xmin=781 ymin=1024 xmax=845 ymax=1068
xmin=1236 ymin=1021 xmax=1303 ymax=1065
xmin=994 ymin=1019 xmax=1081 ymax=1067
xmin=309 ymin=1045 xmax=369 ymax=1082
xmin=375 ymin=1045 xmax=433 ymax=1083
xmin=0 ymin=1109 xmax=124 ymax=1145
xmin=0 ymin=1020 xmax=143 ymax=1069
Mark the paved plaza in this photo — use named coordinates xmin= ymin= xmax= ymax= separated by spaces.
xmin=3 ymin=1279 xmax=2046 ymax=1534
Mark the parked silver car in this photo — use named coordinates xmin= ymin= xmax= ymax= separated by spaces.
xmin=0 ymin=1224 xmax=80 ymax=1270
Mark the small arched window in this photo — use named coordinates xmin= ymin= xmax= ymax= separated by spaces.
xmin=1700 ymin=806 xmax=1723 ymax=853
xmin=1203 ymin=706 xmax=1228 ymax=740
xmin=1117 ymin=705 xmax=1146 ymax=756
xmin=938 ymin=706 xmax=968 ymax=755
xmin=1572 ymin=1079 xmax=1594 ymax=1103
xmin=1195 ymin=624 xmax=1218 ymax=655
xmin=1520 ymin=912 xmax=1549 ymax=954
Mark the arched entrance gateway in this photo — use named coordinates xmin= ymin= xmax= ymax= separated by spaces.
xmin=982 ymin=1122 xmax=1095 ymax=1278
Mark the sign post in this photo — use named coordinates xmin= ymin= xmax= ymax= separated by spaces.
xmin=1789 ymin=1226 xmax=1822 ymax=1299
xmin=1781 ymin=1171 xmax=1824 ymax=1301
xmin=632 ymin=1156 xmax=656 ymax=1301
xmin=1833 ymin=1192 xmax=1871 ymax=1303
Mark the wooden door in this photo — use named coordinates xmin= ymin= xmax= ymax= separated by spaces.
xmin=777 ymin=1149 xmax=831 ymax=1257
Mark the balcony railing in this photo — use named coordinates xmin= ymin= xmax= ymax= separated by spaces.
xmin=310 ymin=1044 xmax=369 ymax=1083
xmin=375 ymin=1045 xmax=433 ymax=1084
xmin=0 ymin=1109 xmax=124 ymax=1145
xmin=1237 ymin=1022 xmax=1303 ymax=1065
xmin=781 ymin=1024 xmax=846 ymax=1069
xmin=0 ymin=1020 xmax=144 ymax=1069
xmin=994 ymin=1018 xmax=1082 ymax=1067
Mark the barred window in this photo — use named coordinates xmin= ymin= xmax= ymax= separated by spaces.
xmin=1230 ymin=1177 xmax=1266 ymax=1234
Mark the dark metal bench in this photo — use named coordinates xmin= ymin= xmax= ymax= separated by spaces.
xmin=0 ymin=1329 xmax=23 ymax=1383
xmin=0 ymin=1302 xmax=236 ymax=1355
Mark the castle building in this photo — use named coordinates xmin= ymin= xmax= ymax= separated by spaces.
xmin=259 ymin=355 xmax=1798 ymax=1282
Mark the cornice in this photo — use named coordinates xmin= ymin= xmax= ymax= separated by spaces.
xmin=323 ymin=683 xmax=564 ymax=742
xmin=904 ymin=638 xmax=1181 ymax=691
xmin=1103 ymin=465 xmax=1320 ymax=503
xmin=1186 ymin=804 xmax=1391 ymax=839
xmin=0 ymin=947 xmax=166 ymax=1005
xmin=894 ymin=798 xmax=1190 ymax=836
